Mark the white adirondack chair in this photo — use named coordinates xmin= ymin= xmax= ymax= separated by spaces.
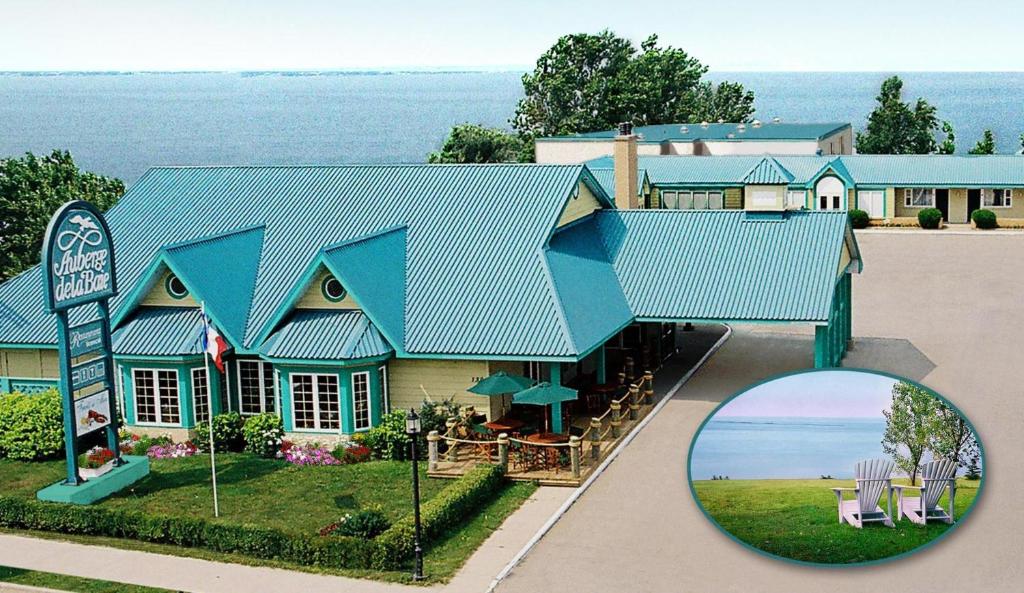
xmin=831 ymin=459 xmax=895 ymax=528
xmin=893 ymin=458 xmax=957 ymax=525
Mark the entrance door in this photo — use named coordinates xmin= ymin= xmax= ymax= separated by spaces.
xmin=859 ymin=190 xmax=884 ymax=218
xmin=967 ymin=189 xmax=981 ymax=221
xmin=936 ymin=189 xmax=949 ymax=222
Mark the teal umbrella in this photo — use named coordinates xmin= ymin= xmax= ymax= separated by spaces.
xmin=468 ymin=371 xmax=534 ymax=396
xmin=512 ymin=382 xmax=578 ymax=433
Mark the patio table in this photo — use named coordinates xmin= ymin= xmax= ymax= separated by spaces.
xmin=526 ymin=432 xmax=569 ymax=471
xmin=484 ymin=417 xmax=525 ymax=433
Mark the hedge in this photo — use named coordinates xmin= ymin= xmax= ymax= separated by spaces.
xmin=0 ymin=462 xmax=508 ymax=571
xmin=0 ymin=390 xmax=65 ymax=460
xmin=373 ymin=463 xmax=505 ymax=568
xmin=848 ymin=209 xmax=870 ymax=229
xmin=0 ymin=496 xmax=373 ymax=569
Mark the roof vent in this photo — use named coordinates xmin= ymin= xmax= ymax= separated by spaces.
xmin=617 ymin=122 xmax=634 ymax=136
xmin=700 ymin=121 xmax=709 ymax=129
xmin=679 ymin=125 xmax=689 ymax=133
xmin=717 ymin=118 xmax=725 ymax=124
xmin=737 ymin=123 xmax=746 ymax=133
xmin=727 ymin=133 xmax=735 ymax=139
xmin=752 ymin=119 xmax=762 ymax=128
xmin=772 ymin=116 xmax=781 ymax=124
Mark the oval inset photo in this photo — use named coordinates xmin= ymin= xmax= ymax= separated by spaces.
xmin=688 ymin=369 xmax=984 ymax=565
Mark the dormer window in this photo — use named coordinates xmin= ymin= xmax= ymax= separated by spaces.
xmin=322 ymin=276 xmax=347 ymax=302
xmin=166 ymin=274 xmax=189 ymax=299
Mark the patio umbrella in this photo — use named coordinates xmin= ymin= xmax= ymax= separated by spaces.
xmin=512 ymin=382 xmax=578 ymax=433
xmin=468 ymin=371 xmax=534 ymax=396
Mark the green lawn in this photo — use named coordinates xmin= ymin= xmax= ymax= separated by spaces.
xmin=0 ymin=456 xmax=537 ymax=583
xmin=1 ymin=454 xmax=448 ymax=535
xmin=693 ymin=478 xmax=981 ymax=564
xmin=0 ymin=566 xmax=173 ymax=593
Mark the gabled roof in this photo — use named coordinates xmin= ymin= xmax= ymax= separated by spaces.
xmin=742 ymin=157 xmax=795 ymax=185
xmin=586 ymin=155 xmax=1024 ymax=188
xmin=260 ymin=310 xmax=391 ymax=362
xmin=588 ymin=168 xmax=648 ymax=198
xmin=545 ymin=122 xmax=850 ymax=143
xmin=112 ymin=307 xmax=203 ymax=357
xmin=596 ymin=210 xmax=856 ymax=323
xmin=0 ymin=165 xmax=595 ymax=358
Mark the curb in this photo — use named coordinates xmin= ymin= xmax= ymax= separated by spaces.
xmin=485 ymin=324 xmax=733 ymax=592
xmin=0 ymin=584 xmax=66 ymax=593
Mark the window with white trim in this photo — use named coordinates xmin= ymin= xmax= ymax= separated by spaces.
xmin=904 ymin=188 xmax=935 ymax=208
xmin=786 ymin=190 xmax=805 ymax=209
xmin=237 ymin=360 xmax=276 ymax=415
xmin=661 ymin=190 xmax=678 ymax=209
xmin=291 ymin=373 xmax=340 ymax=431
xmin=982 ymin=188 xmax=1013 ymax=208
xmin=192 ymin=368 xmax=210 ymax=423
xmin=378 ymin=365 xmax=390 ymax=415
xmin=352 ymin=372 xmax=371 ymax=431
xmin=133 ymin=369 xmax=180 ymax=425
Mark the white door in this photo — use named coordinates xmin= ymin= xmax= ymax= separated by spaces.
xmin=860 ymin=190 xmax=884 ymax=218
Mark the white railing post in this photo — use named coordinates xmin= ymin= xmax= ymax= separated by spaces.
xmin=569 ymin=436 xmax=581 ymax=478
xmin=427 ymin=430 xmax=439 ymax=472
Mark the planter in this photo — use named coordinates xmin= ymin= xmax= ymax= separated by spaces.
xmin=79 ymin=460 xmax=115 ymax=481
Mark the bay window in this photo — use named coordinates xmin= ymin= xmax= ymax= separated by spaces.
xmin=133 ymin=368 xmax=180 ymax=425
xmin=237 ymin=360 xmax=276 ymax=415
xmin=290 ymin=373 xmax=340 ymax=431
xmin=352 ymin=371 xmax=371 ymax=431
xmin=192 ymin=368 xmax=210 ymax=423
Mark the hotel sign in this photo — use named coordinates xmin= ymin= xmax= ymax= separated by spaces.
xmin=42 ymin=202 xmax=116 ymax=312
xmin=41 ymin=201 xmax=123 ymax=486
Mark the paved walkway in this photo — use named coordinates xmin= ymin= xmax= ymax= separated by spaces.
xmin=495 ymin=233 xmax=1024 ymax=593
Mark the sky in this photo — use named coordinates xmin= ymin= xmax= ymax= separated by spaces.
xmin=715 ymin=371 xmax=898 ymax=419
xmin=2 ymin=0 xmax=1021 ymax=72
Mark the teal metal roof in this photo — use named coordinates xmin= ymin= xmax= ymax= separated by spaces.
xmin=587 ymin=155 xmax=1024 ymax=189
xmin=547 ymin=122 xmax=850 ymax=143
xmin=588 ymin=168 xmax=647 ymax=197
xmin=595 ymin=210 xmax=855 ymax=322
xmin=742 ymin=157 xmax=795 ymax=184
xmin=260 ymin=309 xmax=391 ymax=361
xmin=112 ymin=307 xmax=203 ymax=357
xmin=0 ymin=165 xmax=600 ymax=358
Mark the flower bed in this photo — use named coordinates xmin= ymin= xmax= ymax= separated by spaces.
xmin=147 ymin=442 xmax=198 ymax=459
xmin=280 ymin=442 xmax=340 ymax=466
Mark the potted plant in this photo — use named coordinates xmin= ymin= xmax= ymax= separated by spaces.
xmin=79 ymin=446 xmax=116 ymax=480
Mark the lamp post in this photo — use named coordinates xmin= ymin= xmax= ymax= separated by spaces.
xmin=406 ymin=408 xmax=425 ymax=582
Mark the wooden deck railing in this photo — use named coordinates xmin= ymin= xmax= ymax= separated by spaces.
xmin=428 ymin=370 xmax=656 ymax=483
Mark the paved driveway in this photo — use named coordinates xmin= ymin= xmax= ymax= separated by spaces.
xmin=496 ymin=233 xmax=1024 ymax=593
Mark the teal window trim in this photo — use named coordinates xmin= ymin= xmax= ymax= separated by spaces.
xmin=321 ymin=276 xmax=347 ymax=302
xmin=285 ymin=370 xmax=342 ymax=434
xmin=126 ymin=366 xmax=185 ymax=428
xmin=165 ymin=273 xmax=190 ymax=300
xmin=350 ymin=370 xmax=371 ymax=432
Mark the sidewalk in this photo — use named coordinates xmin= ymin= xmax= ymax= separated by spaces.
xmin=0 ymin=485 xmax=571 ymax=593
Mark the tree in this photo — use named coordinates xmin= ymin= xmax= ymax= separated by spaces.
xmin=511 ymin=31 xmax=755 ymax=138
xmin=882 ymin=381 xmax=938 ymax=485
xmin=0 ymin=151 xmax=123 ymax=282
xmin=1019 ymin=133 xmax=1024 ymax=154
xmin=930 ymin=402 xmax=979 ymax=469
xmin=938 ymin=121 xmax=956 ymax=154
xmin=856 ymin=76 xmax=941 ymax=154
xmin=969 ymin=129 xmax=997 ymax=155
xmin=427 ymin=124 xmax=529 ymax=164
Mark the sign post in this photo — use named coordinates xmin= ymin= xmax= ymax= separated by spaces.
xmin=37 ymin=201 xmax=150 ymax=504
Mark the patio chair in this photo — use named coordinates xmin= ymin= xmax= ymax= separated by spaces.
xmin=831 ymin=459 xmax=895 ymax=528
xmin=893 ymin=458 xmax=957 ymax=525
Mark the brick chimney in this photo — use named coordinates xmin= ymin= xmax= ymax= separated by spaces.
xmin=613 ymin=122 xmax=638 ymax=209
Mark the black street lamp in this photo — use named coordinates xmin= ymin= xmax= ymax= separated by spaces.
xmin=406 ymin=408 xmax=425 ymax=582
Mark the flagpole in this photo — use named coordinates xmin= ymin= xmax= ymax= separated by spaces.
xmin=201 ymin=301 xmax=220 ymax=518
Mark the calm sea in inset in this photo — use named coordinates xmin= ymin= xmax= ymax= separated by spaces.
xmin=1 ymin=71 xmax=1023 ymax=184
xmin=690 ymin=416 xmax=886 ymax=480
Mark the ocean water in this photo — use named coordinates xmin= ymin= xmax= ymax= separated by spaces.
xmin=1 ymin=71 xmax=1022 ymax=184
xmin=689 ymin=416 xmax=887 ymax=480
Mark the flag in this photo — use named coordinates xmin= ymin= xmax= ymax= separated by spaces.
xmin=200 ymin=315 xmax=228 ymax=373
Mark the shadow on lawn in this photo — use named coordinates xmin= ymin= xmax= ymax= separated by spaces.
xmin=106 ymin=456 xmax=286 ymax=499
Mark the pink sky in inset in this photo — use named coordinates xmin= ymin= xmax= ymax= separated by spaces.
xmin=715 ymin=370 xmax=896 ymax=419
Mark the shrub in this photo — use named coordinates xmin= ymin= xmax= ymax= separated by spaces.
xmin=242 ymin=413 xmax=285 ymax=458
xmin=972 ymin=208 xmax=997 ymax=229
xmin=917 ymin=207 xmax=943 ymax=229
xmin=332 ymin=507 xmax=391 ymax=539
xmin=332 ymin=443 xmax=372 ymax=464
xmin=362 ymin=410 xmax=412 ymax=461
xmin=848 ymin=209 xmax=870 ymax=229
xmin=373 ymin=464 xmax=505 ymax=568
xmin=193 ymin=412 xmax=244 ymax=453
xmin=0 ymin=496 xmax=374 ymax=569
xmin=0 ymin=390 xmax=65 ymax=460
